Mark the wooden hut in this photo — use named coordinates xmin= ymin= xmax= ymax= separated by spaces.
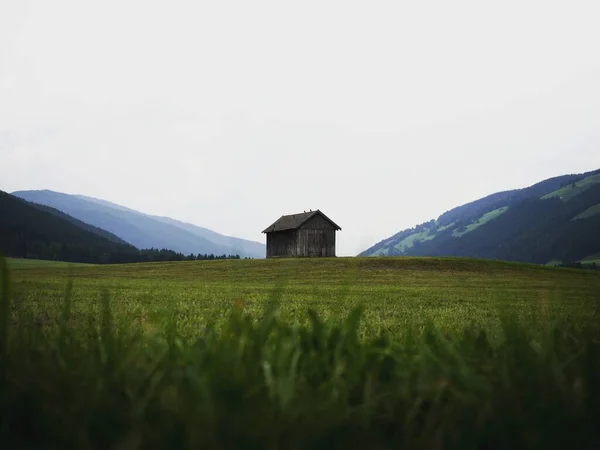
xmin=262 ymin=210 xmax=342 ymax=258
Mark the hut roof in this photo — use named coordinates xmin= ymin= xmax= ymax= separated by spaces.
xmin=262 ymin=210 xmax=342 ymax=233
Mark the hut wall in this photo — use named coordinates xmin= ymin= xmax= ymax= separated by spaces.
xmin=266 ymin=230 xmax=297 ymax=258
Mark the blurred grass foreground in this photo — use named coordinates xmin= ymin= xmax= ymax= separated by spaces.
xmin=1 ymin=256 xmax=600 ymax=449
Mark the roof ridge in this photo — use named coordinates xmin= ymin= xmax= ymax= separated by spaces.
xmin=262 ymin=209 xmax=341 ymax=233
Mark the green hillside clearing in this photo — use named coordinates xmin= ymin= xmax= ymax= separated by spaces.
xmin=436 ymin=221 xmax=455 ymax=231
xmin=542 ymin=173 xmax=600 ymax=201
xmin=370 ymin=247 xmax=388 ymax=256
xmin=393 ymin=229 xmax=436 ymax=251
xmin=545 ymin=260 xmax=562 ymax=266
xmin=578 ymin=253 xmax=600 ymax=265
xmin=453 ymin=206 xmax=508 ymax=237
xmin=572 ymin=202 xmax=600 ymax=220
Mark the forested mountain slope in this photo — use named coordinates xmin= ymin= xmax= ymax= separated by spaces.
xmin=0 ymin=190 xmax=139 ymax=262
xmin=11 ymin=190 xmax=265 ymax=258
xmin=360 ymin=169 xmax=600 ymax=264
xmin=1 ymin=190 xmax=244 ymax=264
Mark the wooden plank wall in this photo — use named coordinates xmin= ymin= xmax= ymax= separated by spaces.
xmin=295 ymin=228 xmax=336 ymax=257
xmin=296 ymin=215 xmax=336 ymax=257
xmin=266 ymin=230 xmax=297 ymax=257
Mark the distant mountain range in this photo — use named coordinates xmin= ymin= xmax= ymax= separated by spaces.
xmin=6 ymin=168 xmax=600 ymax=266
xmin=1 ymin=190 xmax=140 ymax=262
xmin=360 ymin=168 xmax=600 ymax=265
xmin=11 ymin=190 xmax=265 ymax=259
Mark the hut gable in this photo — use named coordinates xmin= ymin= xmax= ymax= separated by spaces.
xmin=262 ymin=210 xmax=341 ymax=234
xmin=262 ymin=210 xmax=341 ymax=258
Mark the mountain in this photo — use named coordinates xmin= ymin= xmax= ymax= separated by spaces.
xmin=360 ymin=168 xmax=600 ymax=265
xmin=147 ymin=215 xmax=266 ymax=258
xmin=27 ymin=201 xmax=130 ymax=245
xmin=0 ymin=190 xmax=139 ymax=262
xmin=10 ymin=190 xmax=265 ymax=258
xmin=70 ymin=193 xmax=265 ymax=257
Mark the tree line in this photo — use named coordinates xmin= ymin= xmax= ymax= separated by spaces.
xmin=3 ymin=236 xmax=244 ymax=265
xmin=101 ymin=248 xmax=242 ymax=264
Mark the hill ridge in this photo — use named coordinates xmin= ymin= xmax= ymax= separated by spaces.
xmin=360 ymin=168 xmax=600 ymax=265
xmin=0 ymin=190 xmax=138 ymax=262
xmin=11 ymin=190 xmax=265 ymax=258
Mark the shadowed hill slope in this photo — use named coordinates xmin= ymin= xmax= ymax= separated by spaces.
xmin=12 ymin=190 xmax=265 ymax=258
xmin=361 ymin=168 xmax=600 ymax=264
xmin=0 ymin=190 xmax=139 ymax=262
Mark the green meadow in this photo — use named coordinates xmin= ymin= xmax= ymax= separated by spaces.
xmin=6 ymin=257 xmax=94 ymax=269
xmin=2 ymin=256 xmax=600 ymax=449
xmin=8 ymin=256 xmax=600 ymax=338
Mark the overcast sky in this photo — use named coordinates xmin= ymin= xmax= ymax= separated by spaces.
xmin=1 ymin=0 xmax=599 ymax=256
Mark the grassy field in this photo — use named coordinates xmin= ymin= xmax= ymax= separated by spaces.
xmin=3 ymin=256 xmax=600 ymax=449
xmin=6 ymin=257 xmax=93 ymax=269
xmin=7 ymin=256 xmax=600 ymax=339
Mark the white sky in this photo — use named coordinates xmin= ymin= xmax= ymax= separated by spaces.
xmin=1 ymin=0 xmax=599 ymax=256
